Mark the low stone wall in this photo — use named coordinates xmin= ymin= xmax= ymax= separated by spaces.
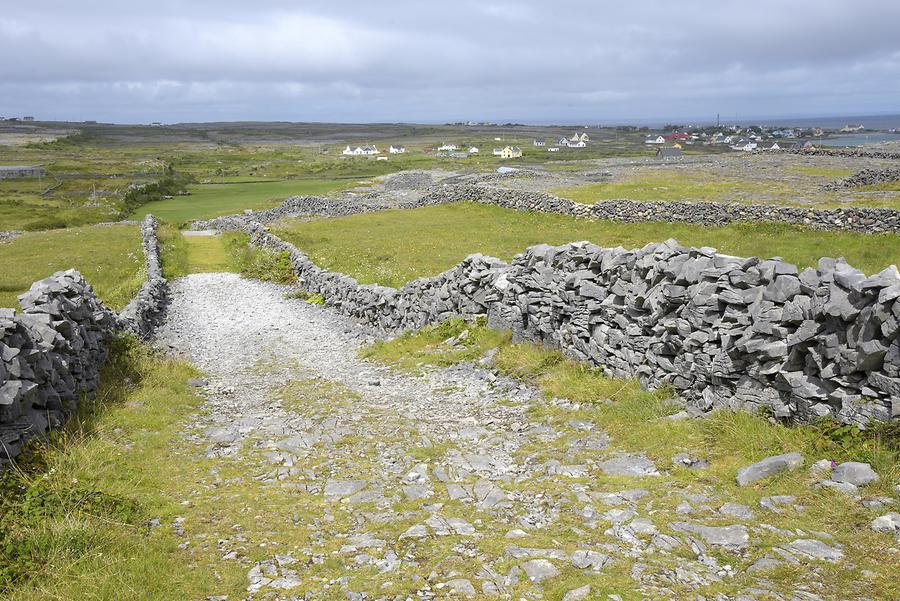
xmin=824 ymin=168 xmax=900 ymax=191
xmin=421 ymin=183 xmax=900 ymax=233
xmin=191 ymin=195 xmax=396 ymax=231
xmin=247 ymin=223 xmax=899 ymax=426
xmin=0 ymin=214 xmax=166 ymax=464
xmin=786 ymin=147 xmax=900 ymax=161
xmin=119 ymin=216 xmax=169 ymax=338
xmin=0 ymin=230 xmax=23 ymax=244
xmin=192 ymin=181 xmax=900 ymax=235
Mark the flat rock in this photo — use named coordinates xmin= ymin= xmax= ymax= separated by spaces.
xmin=440 ymin=578 xmax=476 ymax=598
xmin=719 ymin=502 xmax=754 ymax=520
xmin=831 ymin=462 xmax=880 ymax=486
xmin=521 ymin=558 xmax=559 ymax=583
xmin=597 ymin=453 xmax=659 ymax=477
xmin=736 ymin=452 xmax=803 ymax=486
xmin=562 ymin=585 xmax=592 ymax=601
xmin=323 ymin=479 xmax=367 ymax=499
xmin=784 ymin=538 xmax=843 ymax=562
xmin=871 ymin=512 xmax=900 ymax=534
xmin=671 ymin=522 xmax=750 ymax=551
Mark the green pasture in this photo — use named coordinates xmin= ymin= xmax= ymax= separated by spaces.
xmin=0 ymin=224 xmax=144 ymax=309
xmin=273 ymin=202 xmax=900 ymax=288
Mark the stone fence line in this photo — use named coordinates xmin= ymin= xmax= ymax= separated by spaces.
xmin=0 ymin=215 xmax=167 ymax=464
xmin=238 ymin=220 xmax=898 ymax=427
xmin=193 ymin=183 xmax=900 ymax=234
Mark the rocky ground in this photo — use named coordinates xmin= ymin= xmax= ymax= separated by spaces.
xmin=155 ymin=273 xmax=898 ymax=601
xmin=339 ymin=153 xmax=900 ymax=209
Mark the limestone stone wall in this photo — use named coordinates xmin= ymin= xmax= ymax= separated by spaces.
xmin=247 ymin=223 xmax=899 ymax=426
xmin=0 ymin=215 xmax=166 ymax=464
xmin=192 ymin=182 xmax=900 ymax=234
xmin=824 ymin=167 xmax=900 ymax=191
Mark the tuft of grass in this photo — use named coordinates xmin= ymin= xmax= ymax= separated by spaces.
xmin=361 ymin=317 xmax=510 ymax=370
xmin=0 ymin=224 xmax=145 ymax=309
xmin=791 ymin=166 xmax=853 ymax=178
xmin=225 ymin=233 xmax=295 ymax=284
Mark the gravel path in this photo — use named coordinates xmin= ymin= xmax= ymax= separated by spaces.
xmin=154 ymin=273 xmax=870 ymax=601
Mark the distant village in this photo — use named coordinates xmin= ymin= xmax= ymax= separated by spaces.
xmin=341 ymin=132 xmax=594 ymax=161
xmin=641 ymin=124 xmax=868 ymax=153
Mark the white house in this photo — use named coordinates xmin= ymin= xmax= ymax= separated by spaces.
xmin=492 ymin=148 xmax=503 ymax=156
xmin=731 ymin=139 xmax=757 ymax=152
xmin=343 ymin=145 xmax=379 ymax=156
xmin=644 ymin=135 xmax=665 ymax=144
xmin=547 ymin=146 xmax=560 ymax=152
xmin=768 ymin=142 xmax=781 ymax=150
xmin=557 ymin=136 xmax=570 ymax=146
xmin=499 ymin=146 xmax=522 ymax=159
xmin=533 ymin=139 xmax=546 ymax=147
xmin=566 ymin=139 xmax=586 ymax=148
xmin=437 ymin=143 xmax=457 ymax=151
xmin=468 ymin=146 xmax=479 ymax=154
xmin=388 ymin=145 xmax=406 ymax=154
xmin=571 ymin=132 xmax=590 ymax=142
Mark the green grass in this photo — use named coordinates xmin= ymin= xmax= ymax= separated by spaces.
xmin=132 ymin=179 xmax=361 ymax=224
xmin=790 ymin=166 xmax=854 ymax=178
xmin=0 ymin=338 xmax=224 ymax=599
xmin=552 ymin=169 xmax=900 ymax=208
xmin=859 ymin=181 xmax=900 ymax=192
xmin=0 ymin=224 xmax=144 ymax=309
xmin=272 ymin=202 xmax=900 ymax=288
xmin=553 ymin=173 xmax=745 ymax=204
xmin=157 ymin=226 xmax=292 ymax=282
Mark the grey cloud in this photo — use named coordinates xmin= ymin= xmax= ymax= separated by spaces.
xmin=1 ymin=1 xmax=898 ymax=122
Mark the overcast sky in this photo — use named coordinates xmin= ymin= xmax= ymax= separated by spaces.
xmin=2 ymin=1 xmax=899 ymax=124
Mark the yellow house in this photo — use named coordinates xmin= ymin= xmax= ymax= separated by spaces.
xmin=499 ymin=146 xmax=522 ymax=159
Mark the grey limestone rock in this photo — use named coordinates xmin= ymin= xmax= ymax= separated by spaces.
xmin=671 ymin=522 xmax=750 ymax=551
xmin=520 ymin=558 xmax=560 ymax=583
xmin=736 ymin=452 xmax=803 ymax=486
xmin=831 ymin=461 xmax=880 ymax=486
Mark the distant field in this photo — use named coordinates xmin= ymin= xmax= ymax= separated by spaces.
xmin=273 ymin=202 xmax=900 ymax=288
xmin=133 ymin=179 xmax=359 ymax=223
xmin=553 ymin=171 xmax=900 ymax=209
xmin=0 ymin=224 xmax=144 ymax=309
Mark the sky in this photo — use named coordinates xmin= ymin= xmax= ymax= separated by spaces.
xmin=2 ymin=1 xmax=900 ymax=124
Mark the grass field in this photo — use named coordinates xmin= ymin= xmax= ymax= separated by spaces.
xmin=552 ymin=170 xmax=900 ymax=209
xmin=0 ymin=225 xmax=144 ymax=309
xmin=132 ymin=179 xmax=359 ymax=224
xmin=273 ymin=202 xmax=900 ymax=288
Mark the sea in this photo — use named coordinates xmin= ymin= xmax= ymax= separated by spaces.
xmin=816 ymin=133 xmax=900 ymax=147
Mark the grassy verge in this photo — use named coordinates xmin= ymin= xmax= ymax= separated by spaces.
xmin=272 ymin=202 xmax=900 ymax=288
xmin=133 ymin=179 xmax=359 ymax=224
xmin=0 ymin=224 xmax=144 ymax=309
xmin=0 ymin=338 xmax=224 ymax=599
xmin=363 ymin=318 xmax=900 ymax=598
xmin=157 ymin=226 xmax=294 ymax=283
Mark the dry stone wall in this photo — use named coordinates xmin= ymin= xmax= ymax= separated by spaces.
xmin=0 ymin=215 xmax=166 ymax=464
xmin=824 ymin=167 xmax=900 ymax=191
xmin=786 ymin=147 xmax=900 ymax=161
xmin=246 ymin=223 xmax=899 ymax=426
xmin=193 ymin=181 xmax=900 ymax=234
